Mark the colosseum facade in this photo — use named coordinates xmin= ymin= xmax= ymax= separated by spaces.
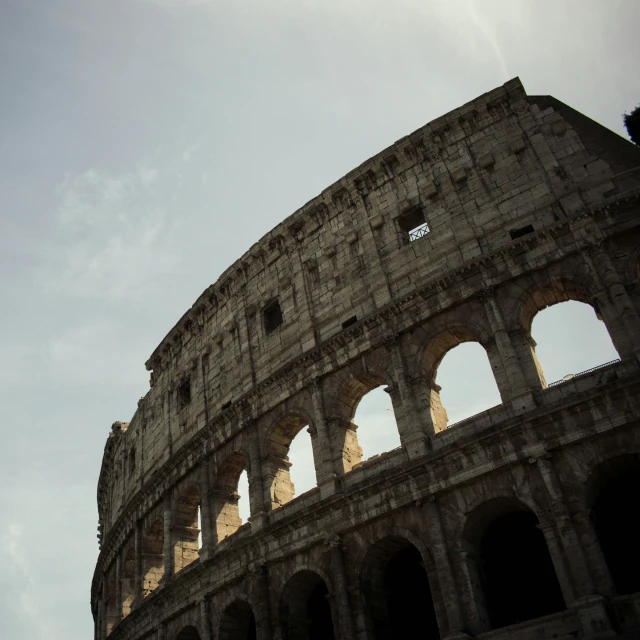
xmin=93 ymin=78 xmax=640 ymax=640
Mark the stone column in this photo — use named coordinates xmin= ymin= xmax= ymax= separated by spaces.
xmin=200 ymin=597 xmax=213 ymax=640
xmin=327 ymin=416 xmax=362 ymax=476
xmin=533 ymin=455 xmax=596 ymax=596
xmin=247 ymin=422 xmax=268 ymax=532
xmin=251 ymin=564 xmax=273 ymax=640
xmin=309 ymin=378 xmax=338 ymax=492
xmin=326 ymin=536 xmax=354 ymax=640
xmin=537 ymin=519 xmax=576 ymax=604
xmin=115 ymin=553 xmax=123 ymax=624
xmin=101 ymin=576 xmax=108 ymax=640
xmin=533 ymin=455 xmax=615 ymax=638
xmin=422 ymin=499 xmax=469 ymax=638
xmin=163 ymin=494 xmax=173 ymax=581
xmin=199 ymin=457 xmax=214 ymax=560
xmin=572 ymin=510 xmax=614 ymax=596
xmin=586 ymin=244 xmax=640 ymax=359
xmin=383 ymin=335 xmax=430 ymax=456
xmin=479 ymin=289 xmax=536 ymax=411
xmin=134 ymin=520 xmax=143 ymax=606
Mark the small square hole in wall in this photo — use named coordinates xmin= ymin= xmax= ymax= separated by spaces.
xmin=263 ymin=299 xmax=283 ymax=334
xmin=397 ymin=207 xmax=430 ymax=243
xmin=509 ymin=224 xmax=534 ymax=240
xmin=177 ymin=376 xmax=191 ymax=410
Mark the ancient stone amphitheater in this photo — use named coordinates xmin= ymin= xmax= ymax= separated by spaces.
xmin=93 ymin=78 xmax=640 ymax=640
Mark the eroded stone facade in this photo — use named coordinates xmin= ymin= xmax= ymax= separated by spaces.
xmin=93 ymin=78 xmax=640 ymax=640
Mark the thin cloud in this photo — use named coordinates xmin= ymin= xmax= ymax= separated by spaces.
xmin=42 ymin=166 xmax=180 ymax=303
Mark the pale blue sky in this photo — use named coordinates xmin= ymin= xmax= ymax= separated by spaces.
xmin=0 ymin=1 xmax=636 ymax=638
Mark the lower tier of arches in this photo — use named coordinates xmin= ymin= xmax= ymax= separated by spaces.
xmin=95 ymin=410 xmax=640 ymax=640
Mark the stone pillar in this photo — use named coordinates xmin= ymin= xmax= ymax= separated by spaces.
xmin=533 ymin=455 xmax=596 ymax=596
xmin=383 ymin=335 xmax=430 ymax=456
xmin=163 ymin=494 xmax=173 ymax=581
xmin=157 ymin=623 xmax=165 ymax=640
xmin=587 ymin=243 xmax=640 ymax=359
xmin=326 ymin=535 xmax=354 ymax=640
xmin=251 ymin=564 xmax=274 ymax=640
xmin=134 ymin=520 xmax=143 ymax=606
xmin=309 ymin=378 xmax=339 ymax=492
xmin=573 ymin=510 xmax=614 ymax=596
xmin=115 ymin=553 xmax=123 ymax=624
xmin=479 ymin=289 xmax=536 ymax=411
xmin=247 ymin=423 xmax=268 ymax=532
xmin=537 ymin=519 xmax=576 ymax=604
xmin=534 ymin=455 xmax=615 ymax=638
xmin=449 ymin=552 xmax=489 ymax=636
xmin=199 ymin=457 xmax=214 ymax=559
xmin=200 ymin=597 xmax=213 ymax=640
xmin=101 ymin=576 xmax=108 ymax=640
xmin=423 ymin=499 xmax=469 ymax=638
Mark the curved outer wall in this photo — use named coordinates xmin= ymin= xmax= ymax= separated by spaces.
xmin=93 ymin=78 xmax=640 ymax=640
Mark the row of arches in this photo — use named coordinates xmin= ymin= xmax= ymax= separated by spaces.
xmin=105 ymin=453 xmax=640 ymax=637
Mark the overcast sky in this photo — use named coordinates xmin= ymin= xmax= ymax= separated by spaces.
xmin=0 ymin=1 xmax=636 ymax=638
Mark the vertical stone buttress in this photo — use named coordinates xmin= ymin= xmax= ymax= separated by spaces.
xmin=134 ymin=520 xmax=143 ymax=605
xmin=423 ymin=499 xmax=469 ymax=637
xmin=115 ymin=553 xmax=123 ymax=624
xmin=252 ymin=564 xmax=273 ymax=640
xmin=163 ymin=493 xmax=173 ymax=580
xmin=199 ymin=456 xmax=214 ymax=559
xmin=326 ymin=536 xmax=354 ymax=640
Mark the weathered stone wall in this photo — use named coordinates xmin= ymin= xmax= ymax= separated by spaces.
xmin=93 ymin=78 xmax=640 ymax=640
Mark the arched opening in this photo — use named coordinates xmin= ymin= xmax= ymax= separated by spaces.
xmin=352 ymin=386 xmax=401 ymax=462
xmin=220 ymin=600 xmax=257 ymax=640
xmin=237 ymin=469 xmax=250 ymax=523
xmin=176 ymin=625 xmax=201 ymax=640
xmin=280 ymin=570 xmax=335 ymax=640
xmin=361 ymin=536 xmax=439 ymax=639
xmin=173 ymin=485 xmax=201 ymax=573
xmin=121 ymin=543 xmax=135 ymax=617
xmin=142 ymin=518 xmax=164 ymax=597
xmin=266 ymin=414 xmax=317 ymax=510
xmin=335 ymin=372 xmax=401 ymax=474
xmin=213 ymin=452 xmax=248 ymax=541
xmin=434 ymin=342 xmax=502 ymax=427
xmin=529 ymin=300 xmax=619 ymax=386
xmin=105 ymin=567 xmax=118 ymax=635
xmin=423 ymin=328 xmax=501 ymax=431
xmin=463 ymin=498 xmax=565 ymax=630
xmin=588 ymin=454 xmax=640 ymax=595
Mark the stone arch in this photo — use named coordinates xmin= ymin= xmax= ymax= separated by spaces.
xmin=279 ymin=569 xmax=336 ymax=640
xmin=172 ymin=484 xmax=201 ymax=573
xmin=359 ymin=533 xmax=440 ymax=639
xmin=264 ymin=410 xmax=316 ymax=510
xmin=105 ymin=565 xmax=118 ymax=635
xmin=329 ymin=365 xmax=398 ymax=474
xmin=213 ymin=450 xmax=249 ymax=541
xmin=514 ymin=277 xmax=619 ymax=387
xmin=142 ymin=517 xmax=164 ymax=596
xmin=419 ymin=322 xmax=499 ymax=432
xmin=586 ymin=453 xmax=640 ymax=595
xmin=175 ymin=625 xmax=202 ymax=640
xmin=461 ymin=496 xmax=565 ymax=631
xmin=219 ymin=599 xmax=257 ymax=640
xmin=121 ymin=540 xmax=135 ymax=617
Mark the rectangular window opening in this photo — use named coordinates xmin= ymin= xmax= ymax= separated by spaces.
xmin=397 ymin=208 xmax=430 ymax=243
xmin=342 ymin=315 xmax=358 ymax=329
xmin=263 ymin=300 xmax=284 ymax=334
xmin=177 ymin=377 xmax=191 ymax=410
xmin=509 ymin=224 xmax=535 ymax=240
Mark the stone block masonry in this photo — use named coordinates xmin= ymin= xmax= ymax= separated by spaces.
xmin=93 ymin=78 xmax=640 ymax=640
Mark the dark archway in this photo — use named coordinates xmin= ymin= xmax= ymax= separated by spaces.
xmin=220 ymin=600 xmax=257 ymax=640
xmin=280 ymin=570 xmax=335 ymax=640
xmin=589 ymin=454 xmax=640 ymax=595
xmin=479 ymin=509 xmax=565 ymax=628
xmin=176 ymin=625 xmax=201 ymax=640
xmin=361 ymin=536 xmax=440 ymax=640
